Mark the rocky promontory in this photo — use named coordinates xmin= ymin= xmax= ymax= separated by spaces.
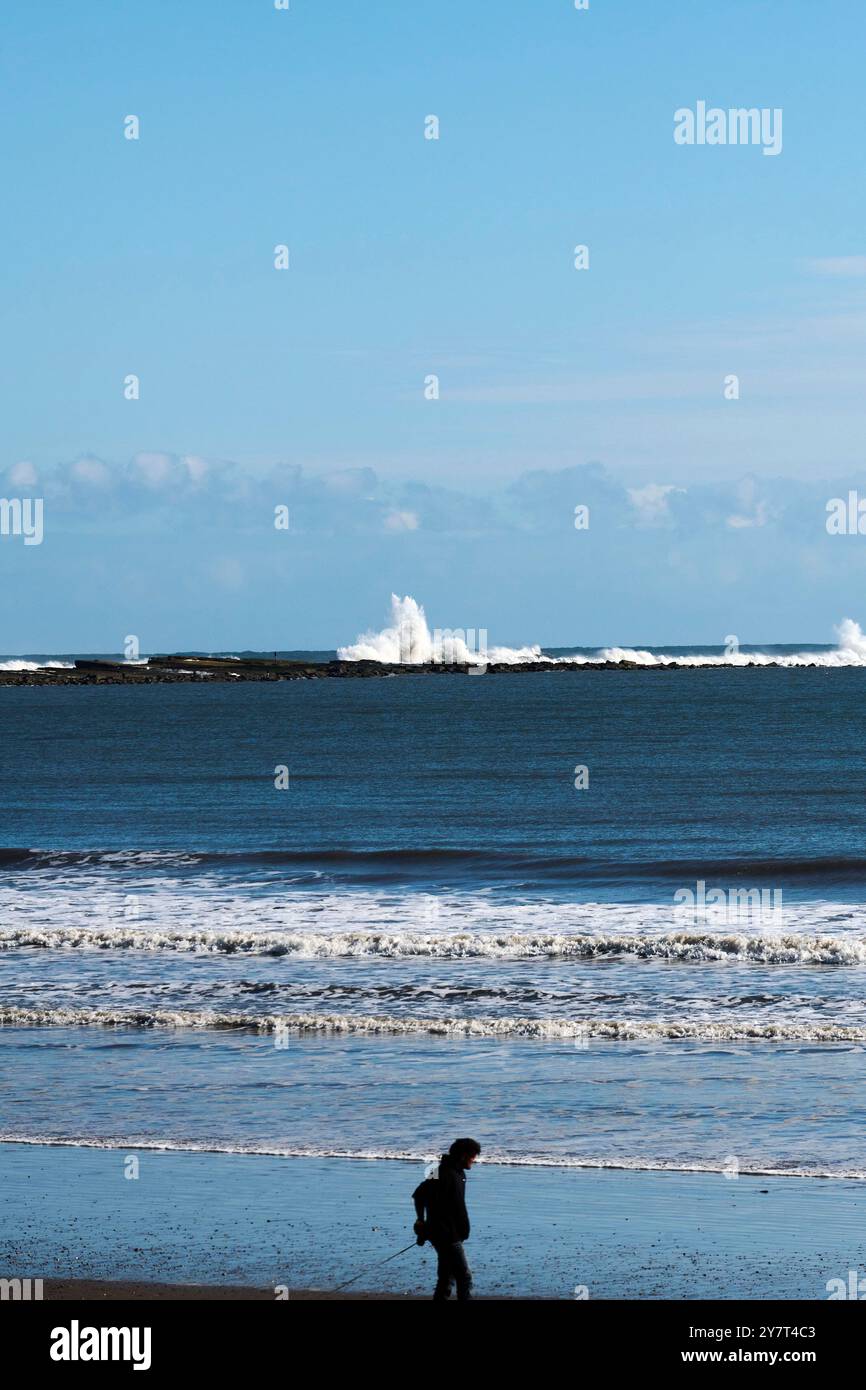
xmin=0 ymin=654 xmax=766 ymax=685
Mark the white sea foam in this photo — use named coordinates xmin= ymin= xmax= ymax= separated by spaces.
xmin=338 ymin=595 xmax=543 ymax=665
xmin=0 ymin=660 xmax=75 ymax=671
xmin=597 ymin=618 xmax=866 ymax=667
xmin=0 ymin=1133 xmax=860 ymax=1179
xmin=2 ymin=1002 xmax=865 ymax=1041
xmin=338 ymin=596 xmax=866 ymax=668
xmin=3 ymin=924 xmax=866 ymax=963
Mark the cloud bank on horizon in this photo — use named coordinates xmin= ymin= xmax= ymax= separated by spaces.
xmin=1 ymin=451 xmax=859 ymax=537
xmin=3 ymin=453 xmax=866 ymax=653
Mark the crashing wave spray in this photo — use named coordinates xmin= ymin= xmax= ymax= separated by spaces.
xmin=337 ymin=594 xmax=543 ymax=665
xmin=338 ymin=597 xmax=866 ymax=668
xmin=599 ymin=618 xmax=866 ymax=667
xmin=0 ymin=660 xmax=75 ymax=672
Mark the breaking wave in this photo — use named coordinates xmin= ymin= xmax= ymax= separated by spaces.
xmin=2 ymin=1002 xmax=866 ymax=1041
xmin=0 ymin=660 xmax=75 ymax=671
xmin=3 ymin=925 xmax=866 ymax=963
xmin=0 ymin=1133 xmax=859 ymax=1179
xmin=338 ymin=594 xmax=542 ymax=665
xmin=338 ymin=596 xmax=866 ymax=668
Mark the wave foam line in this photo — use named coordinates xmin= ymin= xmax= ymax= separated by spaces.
xmin=4 ymin=925 xmax=866 ymax=963
xmin=339 ymin=597 xmax=866 ymax=669
xmin=0 ymin=660 xmax=75 ymax=671
xmin=2 ymin=1004 xmax=866 ymax=1041
xmin=0 ymin=1134 xmax=861 ymax=1180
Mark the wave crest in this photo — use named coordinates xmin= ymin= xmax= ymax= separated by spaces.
xmin=2 ymin=1003 xmax=865 ymax=1042
xmin=3 ymin=925 xmax=866 ymax=963
xmin=0 ymin=1134 xmax=860 ymax=1179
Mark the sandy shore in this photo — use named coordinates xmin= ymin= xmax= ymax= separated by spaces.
xmin=4 ymin=1143 xmax=864 ymax=1300
xmin=42 ymin=1279 xmax=452 ymax=1300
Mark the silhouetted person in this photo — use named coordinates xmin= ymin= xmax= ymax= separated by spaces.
xmin=412 ymin=1138 xmax=481 ymax=1300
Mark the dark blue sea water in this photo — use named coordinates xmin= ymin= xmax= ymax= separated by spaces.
xmin=2 ymin=667 xmax=866 ymax=1179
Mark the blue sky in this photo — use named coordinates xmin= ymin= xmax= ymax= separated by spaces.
xmin=2 ymin=1 xmax=866 ymax=650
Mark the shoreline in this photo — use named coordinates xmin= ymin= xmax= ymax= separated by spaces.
xmin=2 ymin=1144 xmax=862 ymax=1300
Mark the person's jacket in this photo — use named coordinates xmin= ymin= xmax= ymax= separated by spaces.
xmin=412 ymin=1154 xmax=470 ymax=1244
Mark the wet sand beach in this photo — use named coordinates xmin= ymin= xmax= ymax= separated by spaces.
xmin=2 ymin=1143 xmax=863 ymax=1302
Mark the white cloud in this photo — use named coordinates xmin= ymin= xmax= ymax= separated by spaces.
xmin=6 ymin=460 xmax=38 ymax=487
xmin=71 ymin=457 xmax=112 ymax=487
xmin=383 ymin=510 xmax=419 ymax=532
xmin=627 ymin=483 xmax=685 ymax=525
xmin=182 ymin=455 xmax=209 ymax=484
xmin=132 ymin=452 xmax=174 ymax=488
xmin=727 ymin=501 xmax=769 ymax=529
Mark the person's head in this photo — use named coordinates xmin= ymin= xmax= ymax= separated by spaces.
xmin=449 ymin=1138 xmax=481 ymax=1170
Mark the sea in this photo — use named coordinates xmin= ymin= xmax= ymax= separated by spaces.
xmin=2 ymin=629 xmax=866 ymax=1194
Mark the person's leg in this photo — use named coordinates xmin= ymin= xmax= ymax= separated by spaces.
xmin=432 ymin=1243 xmax=454 ymax=1300
xmin=452 ymin=1242 xmax=473 ymax=1301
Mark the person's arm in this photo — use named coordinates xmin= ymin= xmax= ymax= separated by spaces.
xmin=458 ymin=1173 xmax=469 ymax=1239
xmin=459 ymin=1189 xmax=470 ymax=1240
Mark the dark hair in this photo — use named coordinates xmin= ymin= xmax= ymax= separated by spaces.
xmin=449 ymin=1138 xmax=481 ymax=1160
